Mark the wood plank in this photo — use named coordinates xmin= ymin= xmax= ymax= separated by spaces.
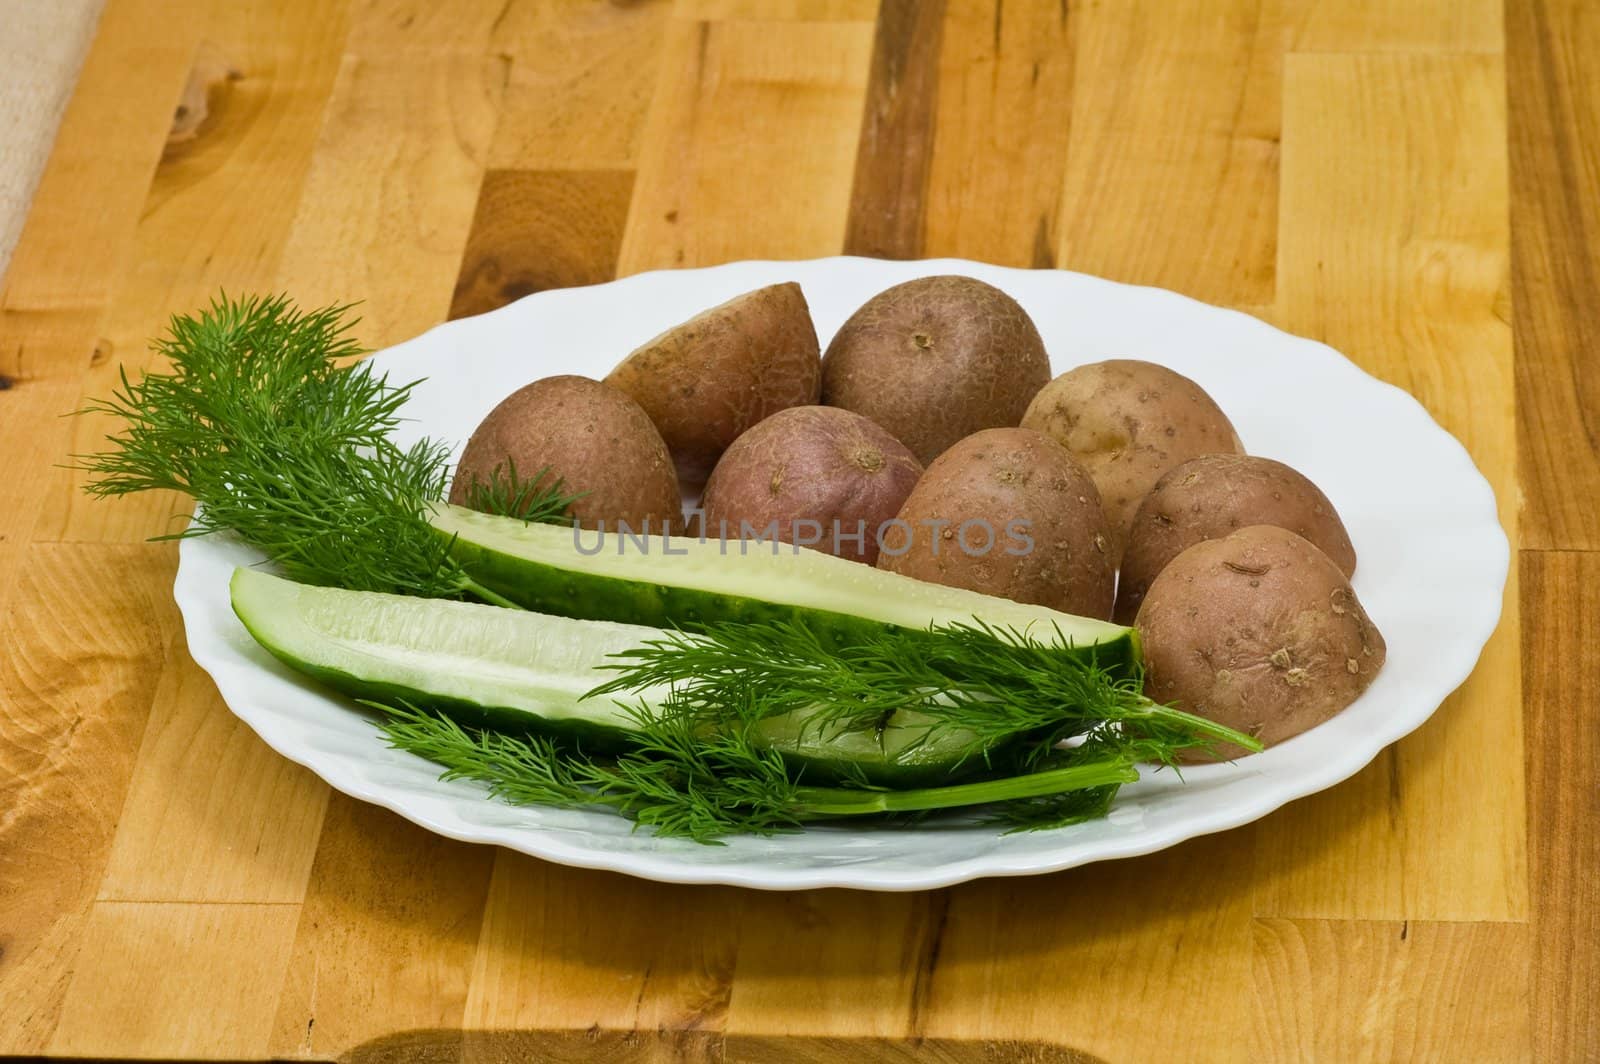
xmin=841 ymin=0 xmax=944 ymax=259
xmin=37 ymin=0 xmax=354 ymax=545
xmin=1287 ymin=0 xmax=1503 ymax=53
xmin=1251 ymin=919 xmax=1530 ymax=1061
xmin=675 ymin=0 xmax=880 ymax=19
xmin=915 ymin=835 xmax=1258 ymax=1061
xmin=1256 ymin=52 xmax=1523 ymax=922
xmin=0 ymin=326 xmax=89 ymax=604
xmin=343 ymin=0 xmax=510 ymax=54
xmin=273 ymin=52 xmax=509 ymax=349
xmin=487 ymin=0 xmax=671 ymax=170
xmin=46 ymin=901 xmax=300 ymax=1059
xmin=1509 ymin=0 xmax=1600 ymax=550
xmin=920 ymin=0 xmax=1074 ymax=267
xmin=725 ymin=891 xmax=941 ymax=1038
xmin=0 ymin=0 xmax=204 ymax=318
xmin=449 ymin=169 xmax=634 ymax=320
xmin=0 ymin=544 xmax=181 ymax=1054
xmin=1521 ymin=552 xmax=1600 ymax=1058
xmin=95 ymin=658 xmax=330 ymax=904
xmin=617 ymin=17 xmax=874 ymax=274
xmin=1056 ymin=0 xmax=1284 ymax=306
xmin=465 ymin=854 xmax=739 ymax=1033
xmin=268 ymin=799 xmax=494 ymax=1059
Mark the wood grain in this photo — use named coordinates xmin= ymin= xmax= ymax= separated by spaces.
xmin=47 ymin=901 xmax=300 ymax=1059
xmin=268 ymin=799 xmax=495 ymax=1060
xmin=1055 ymin=0 xmax=1284 ymax=306
xmin=1521 ymin=553 xmax=1600 ymax=1058
xmin=842 ymin=0 xmax=944 ymax=259
xmin=1257 ymin=52 xmax=1524 ymax=922
xmin=466 ymin=856 xmax=740 ymax=1033
xmin=618 ymin=17 xmax=873 ymax=274
xmin=725 ymin=891 xmax=942 ymax=1038
xmin=915 ymin=838 xmax=1257 ymax=1062
xmin=449 ymin=169 xmax=634 ymax=320
xmin=1510 ymin=0 xmax=1600 ymax=550
xmin=0 ymin=359 xmax=86 ymax=604
xmin=274 ymin=52 xmax=507 ymax=348
xmin=921 ymin=0 xmax=1075 ymax=268
xmin=675 ymin=0 xmax=881 ymax=20
xmin=1251 ymin=919 xmax=1531 ymax=1060
xmin=487 ymin=0 xmax=672 ymax=171
xmin=0 ymin=545 xmax=182 ymax=1054
xmin=94 ymin=657 xmax=331 ymax=904
xmin=1286 ymin=0 xmax=1503 ymax=53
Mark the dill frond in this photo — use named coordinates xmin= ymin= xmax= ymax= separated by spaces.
xmin=78 ymin=293 xmax=573 ymax=596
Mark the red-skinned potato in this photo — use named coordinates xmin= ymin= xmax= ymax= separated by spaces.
xmin=1021 ymin=359 xmax=1243 ymax=564
xmin=1114 ymin=453 xmax=1357 ymax=623
xmin=1136 ymin=525 xmax=1385 ymax=762
xmin=877 ymin=427 xmax=1114 ymax=618
xmin=448 ymin=375 xmax=681 ymax=533
xmin=821 ymin=276 xmax=1051 ymax=465
xmin=604 ymin=282 xmax=821 ymax=484
xmin=700 ymin=406 xmax=923 ymax=564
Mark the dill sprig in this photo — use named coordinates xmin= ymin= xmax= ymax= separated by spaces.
xmin=373 ymin=700 xmax=807 ymax=842
xmin=77 ymin=294 xmax=572 ymax=598
xmin=374 ymin=619 xmax=1253 ymax=843
xmin=590 ymin=618 xmax=1259 ymax=766
xmin=459 ymin=458 xmax=587 ymax=525
xmin=373 ymin=700 xmax=1144 ymax=843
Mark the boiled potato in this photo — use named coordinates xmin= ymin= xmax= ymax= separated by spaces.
xmin=1021 ymin=359 xmax=1243 ymax=563
xmin=877 ymin=428 xmax=1114 ymax=618
xmin=604 ymin=282 xmax=821 ymax=484
xmin=448 ymin=375 xmax=681 ymax=532
xmin=700 ymin=406 xmax=923 ymax=565
xmin=821 ymin=276 xmax=1051 ymax=465
xmin=1136 ymin=525 xmax=1385 ymax=762
xmin=1115 ymin=453 xmax=1357 ymax=623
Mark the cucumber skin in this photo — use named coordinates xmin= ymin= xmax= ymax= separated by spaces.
xmin=444 ymin=532 xmax=1142 ymax=679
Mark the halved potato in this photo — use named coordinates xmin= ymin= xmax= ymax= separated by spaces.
xmin=605 ymin=282 xmax=821 ymax=484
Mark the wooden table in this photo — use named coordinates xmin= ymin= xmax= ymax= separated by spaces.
xmin=1 ymin=1 xmax=1593 ymax=1060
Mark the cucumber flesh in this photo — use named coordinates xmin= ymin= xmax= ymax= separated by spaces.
xmin=231 ymin=566 xmax=652 ymax=747
xmin=428 ymin=503 xmax=1137 ymax=674
xmin=230 ymin=568 xmax=993 ymax=784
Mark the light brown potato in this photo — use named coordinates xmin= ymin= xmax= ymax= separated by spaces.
xmin=604 ymin=282 xmax=821 ymax=484
xmin=1021 ymin=359 xmax=1243 ymax=563
xmin=1114 ymin=454 xmax=1357 ymax=624
xmin=700 ymin=406 xmax=923 ymax=565
xmin=1136 ymin=525 xmax=1386 ymax=762
xmin=448 ymin=375 xmax=681 ymax=533
xmin=877 ymin=428 xmax=1114 ymax=618
xmin=821 ymin=275 xmax=1051 ymax=465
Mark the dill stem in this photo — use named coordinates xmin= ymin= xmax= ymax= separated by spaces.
xmin=789 ymin=758 xmax=1139 ymax=819
xmin=1129 ymin=697 xmax=1266 ymax=753
xmin=460 ymin=578 xmax=525 ymax=611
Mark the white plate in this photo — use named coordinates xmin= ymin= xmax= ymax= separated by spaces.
xmin=174 ymin=257 xmax=1508 ymax=891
